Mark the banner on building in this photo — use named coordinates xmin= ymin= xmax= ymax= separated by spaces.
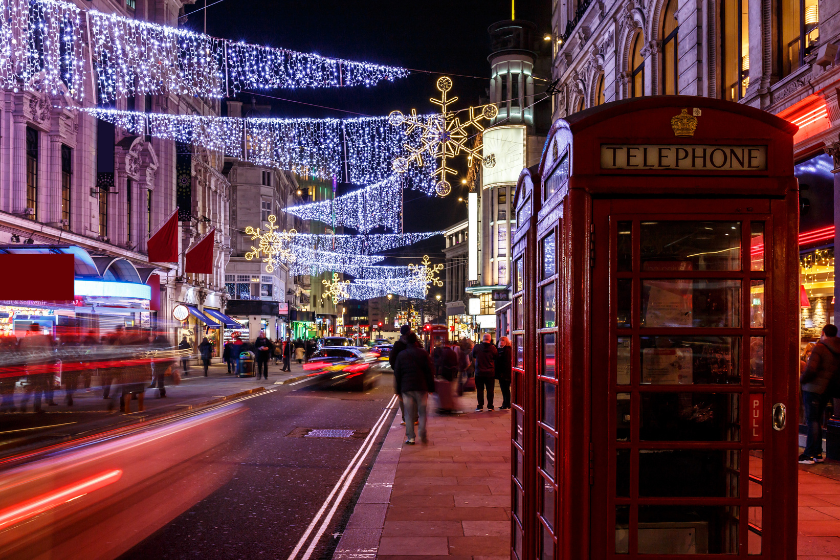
xmin=185 ymin=229 xmax=215 ymax=274
xmin=148 ymin=209 xmax=179 ymax=263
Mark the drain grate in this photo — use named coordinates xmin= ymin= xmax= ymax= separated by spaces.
xmin=305 ymin=429 xmax=355 ymax=438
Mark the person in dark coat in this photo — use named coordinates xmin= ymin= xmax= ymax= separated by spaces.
xmin=223 ymin=340 xmax=234 ymax=374
xmin=178 ymin=336 xmax=191 ymax=376
xmin=254 ymin=331 xmax=273 ymax=380
xmin=495 ymin=336 xmax=513 ymax=410
xmin=433 ymin=341 xmax=459 ymax=414
xmin=471 ymin=333 xmax=498 ymax=411
xmin=282 ymin=336 xmax=292 ymax=372
xmin=394 ymin=333 xmax=435 ymax=445
xmin=800 ymin=324 xmax=840 ymax=463
xmin=149 ymin=334 xmax=172 ymax=398
xmin=198 ymin=337 xmax=213 ymax=377
xmin=389 ymin=325 xmax=415 ymax=425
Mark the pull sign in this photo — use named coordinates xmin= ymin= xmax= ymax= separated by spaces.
xmin=749 ymin=394 xmax=764 ymax=442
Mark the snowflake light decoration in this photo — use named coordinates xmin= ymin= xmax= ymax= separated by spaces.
xmin=244 ymin=215 xmax=297 ymax=274
xmin=390 ymin=76 xmax=498 ymax=197
xmin=322 ymin=273 xmax=351 ymax=304
xmin=408 ymin=255 xmax=444 ymax=296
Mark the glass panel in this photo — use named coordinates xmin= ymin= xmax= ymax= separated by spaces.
xmin=542 ymin=334 xmax=556 ymax=378
xmin=541 ymin=522 xmax=555 ymax=560
xmin=515 ymin=257 xmax=524 ymax=292
xmin=515 ymin=296 xmax=524 ymax=330
xmin=616 ymin=505 xmax=630 ymax=554
xmin=617 ymin=337 xmax=631 ymax=385
xmin=640 ymin=336 xmax=741 ymax=385
xmin=727 ymin=450 xmax=740 ymax=500
xmin=639 ymin=450 xmax=738 ymax=497
xmin=641 ymin=279 xmax=741 ymax=328
xmin=514 ymin=485 xmax=523 ymax=522
xmin=640 ymin=393 xmax=741 ymax=441
xmin=514 ymin=448 xmax=523 ymax=483
xmin=618 ymin=221 xmax=633 ymax=271
xmin=637 ymin=505 xmax=739 ymax=553
xmin=515 ymin=409 xmax=524 ymax=446
xmin=748 ymin=507 xmax=761 ymax=554
xmin=514 ymin=522 xmax=523 ymax=560
xmin=541 ymin=476 xmax=556 ymax=529
xmin=543 ymin=283 xmax=556 ymax=328
xmin=750 ymin=337 xmax=764 ymax=383
xmin=616 ymin=449 xmax=630 ymax=497
xmin=617 ymin=278 xmax=632 ymax=328
xmin=515 ymin=334 xmax=524 ymax=367
xmin=617 ymin=392 xmax=631 ymax=441
xmin=749 ymin=281 xmax=764 ymax=327
xmin=542 ymin=233 xmax=556 ymax=278
xmin=542 ymin=430 xmax=556 ymax=480
xmin=750 ymin=222 xmax=764 ymax=271
xmin=640 ymin=221 xmax=741 ymax=271
xmin=749 ymin=451 xmax=762 ymax=498
xmin=541 ymin=382 xmax=556 ymax=428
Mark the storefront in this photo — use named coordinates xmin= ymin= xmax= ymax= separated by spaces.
xmin=512 ymin=98 xmax=800 ymax=559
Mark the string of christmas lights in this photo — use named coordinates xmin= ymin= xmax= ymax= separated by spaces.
xmin=345 ymin=277 xmax=427 ymax=300
xmin=290 ymin=232 xmax=441 ymax=254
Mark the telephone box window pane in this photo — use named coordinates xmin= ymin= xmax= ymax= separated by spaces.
xmin=515 ymin=257 xmax=524 ymax=292
xmin=640 ymin=336 xmax=741 ymax=385
xmin=640 ymin=221 xmax=742 ymax=271
xmin=637 ymin=505 xmax=739 ymax=553
xmin=749 ymin=452 xmax=763 ymax=497
xmin=750 ymin=337 xmax=764 ymax=383
xmin=541 ymin=430 xmax=556 ymax=480
xmin=639 ymin=450 xmax=738 ymax=497
xmin=640 ymin=393 xmax=741 ymax=441
xmin=541 ymin=382 xmax=556 ymax=428
xmin=515 ymin=296 xmax=524 ymax=330
xmin=515 ymin=409 xmax=524 ymax=446
xmin=617 ymin=338 xmax=631 ymax=385
xmin=748 ymin=507 xmax=762 ymax=554
xmin=542 ymin=233 xmax=556 ymax=278
xmin=617 ymin=278 xmax=632 ymax=328
xmin=543 ymin=283 xmax=556 ymax=328
xmin=618 ymin=221 xmax=632 ymax=271
xmin=515 ymin=334 xmax=524 ymax=366
xmin=513 ymin=522 xmax=523 ymax=560
xmin=617 ymin=392 xmax=631 ymax=441
xmin=513 ymin=485 xmax=523 ymax=522
xmin=641 ymin=279 xmax=741 ymax=328
xmin=616 ymin=448 xmax=630 ymax=497
xmin=750 ymin=222 xmax=764 ymax=271
xmin=541 ymin=476 xmax=556 ymax=530
xmin=616 ymin=505 xmax=630 ymax=554
xmin=542 ymin=334 xmax=556 ymax=378
xmin=514 ymin=448 xmax=524 ymax=483
xmin=749 ymin=281 xmax=765 ymax=327
xmin=540 ymin=523 xmax=555 ymax=560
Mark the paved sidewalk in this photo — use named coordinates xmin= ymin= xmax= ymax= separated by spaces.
xmin=335 ymin=387 xmax=511 ymax=560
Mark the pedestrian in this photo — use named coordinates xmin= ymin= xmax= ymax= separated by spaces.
xmin=273 ymin=342 xmax=282 ymax=365
xmin=799 ymin=323 xmax=840 ymax=463
xmin=389 ymin=325 xmax=418 ymax=426
xmin=394 ymin=332 xmax=435 ymax=445
xmin=81 ymin=330 xmax=99 ymax=389
xmin=295 ymin=340 xmax=305 ymax=364
xmin=282 ymin=336 xmax=292 ymax=372
xmin=471 ymin=333 xmax=498 ymax=412
xmin=496 ymin=336 xmax=513 ymax=410
xmin=305 ymin=339 xmax=315 ymax=362
xmin=18 ymin=323 xmax=57 ymax=413
xmin=101 ymin=325 xmax=124 ymax=399
xmin=199 ymin=337 xmax=213 ymax=376
xmin=60 ymin=329 xmax=81 ymax=406
xmin=432 ymin=340 xmax=459 ymax=414
xmin=223 ymin=339 xmax=234 ymax=374
xmin=149 ymin=334 xmax=171 ymax=398
xmin=254 ymin=330 xmax=273 ymax=380
xmin=231 ymin=332 xmax=244 ymax=375
xmin=455 ymin=337 xmax=474 ymax=396
xmin=178 ymin=335 xmax=191 ymax=376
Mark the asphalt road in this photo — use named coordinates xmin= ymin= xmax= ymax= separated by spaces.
xmin=118 ymin=372 xmax=397 ymax=560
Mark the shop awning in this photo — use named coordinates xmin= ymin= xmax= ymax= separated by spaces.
xmin=186 ymin=305 xmax=220 ymax=327
xmin=203 ymin=308 xmax=241 ymax=328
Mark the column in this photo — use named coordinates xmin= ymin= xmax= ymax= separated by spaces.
xmin=48 ymin=135 xmax=62 ymax=225
xmin=12 ymin=116 xmax=26 ymax=214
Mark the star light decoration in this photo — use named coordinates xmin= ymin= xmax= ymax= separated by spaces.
xmin=244 ymin=215 xmax=297 ymax=274
xmin=389 ymin=77 xmax=499 ymax=197
xmin=408 ymin=255 xmax=444 ymax=296
xmin=322 ymin=273 xmax=351 ymax=304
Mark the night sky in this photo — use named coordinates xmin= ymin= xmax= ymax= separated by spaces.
xmin=183 ymin=0 xmax=551 ymax=260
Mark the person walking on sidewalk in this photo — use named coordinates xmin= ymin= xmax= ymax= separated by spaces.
xmin=178 ymin=336 xmax=191 ymax=376
xmin=800 ymin=323 xmax=840 ymax=464
xmin=231 ymin=332 xmax=244 ymax=375
xmin=389 ymin=325 xmax=417 ymax=426
xmin=223 ymin=339 xmax=234 ymax=374
xmin=282 ymin=336 xmax=292 ymax=372
xmin=495 ymin=336 xmax=513 ymax=410
xmin=254 ymin=331 xmax=273 ymax=380
xmin=394 ymin=332 xmax=435 ymax=445
xmin=198 ymin=337 xmax=213 ymax=377
xmin=471 ymin=333 xmax=498 ymax=412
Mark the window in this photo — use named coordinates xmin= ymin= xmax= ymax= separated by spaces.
xmin=501 ymin=74 xmax=508 ymax=103
xmin=780 ymin=0 xmax=818 ymax=77
xmin=511 ymin=73 xmax=520 ymax=106
xmin=126 ymin=0 xmax=135 ymax=9
xmin=661 ymin=0 xmax=679 ymax=95
xmin=25 ymin=127 xmax=38 ymax=221
xmin=595 ymin=74 xmax=605 ymax=106
xmin=261 ymin=170 xmax=272 ymax=186
xmin=147 ymin=189 xmax=152 ymax=235
xmin=630 ymin=31 xmax=645 ymax=98
xmin=722 ymin=0 xmax=749 ymax=100
xmin=498 ymin=188 xmax=507 ymax=220
xmin=60 ymin=145 xmax=71 ymax=230
xmin=99 ymin=186 xmax=108 ymax=237
xmin=498 ymin=225 xmax=508 ymax=257
xmin=480 ymin=293 xmax=495 ymax=315
xmin=126 ymin=178 xmax=132 ymax=243
xmin=261 ymin=200 xmax=271 ymax=223
xmin=499 ymin=260 xmax=508 ymax=285
xmin=261 ymin=283 xmax=273 ymax=298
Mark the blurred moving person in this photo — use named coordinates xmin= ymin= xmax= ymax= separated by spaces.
xmin=0 ymin=336 xmax=20 ymax=412
xmin=118 ymin=327 xmax=149 ymax=413
xmin=223 ymin=339 xmax=234 ymax=374
xmin=471 ymin=333 xmax=497 ymax=412
xmin=394 ymin=332 xmax=434 ymax=445
xmin=179 ymin=336 xmax=191 ymax=376
xmin=432 ymin=340 xmax=459 ymax=414
xmin=254 ymin=331 xmax=273 ymax=380
xmin=199 ymin=337 xmax=213 ymax=377
xmin=294 ymin=339 xmax=305 ymax=364
xmin=149 ymin=334 xmax=171 ymax=398
xmin=60 ymin=329 xmax=81 ymax=406
xmin=81 ymin=330 xmax=99 ymax=389
xmin=281 ymin=336 xmax=292 ymax=372
xmin=496 ymin=336 xmax=513 ymax=410
xmin=102 ymin=325 xmax=125 ymax=399
xmin=18 ymin=323 xmax=57 ymax=413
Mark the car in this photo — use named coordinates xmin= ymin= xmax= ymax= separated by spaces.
xmin=369 ymin=344 xmax=394 ymax=371
xmin=319 ymin=337 xmax=353 ymax=348
xmin=303 ymin=346 xmax=380 ymax=391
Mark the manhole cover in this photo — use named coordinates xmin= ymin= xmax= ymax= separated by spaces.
xmin=305 ymin=429 xmax=355 ymax=438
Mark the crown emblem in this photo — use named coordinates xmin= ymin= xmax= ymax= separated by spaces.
xmin=671 ymin=109 xmax=698 ymax=137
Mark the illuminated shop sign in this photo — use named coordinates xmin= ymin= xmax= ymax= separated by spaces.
xmin=601 ymin=144 xmax=767 ymax=171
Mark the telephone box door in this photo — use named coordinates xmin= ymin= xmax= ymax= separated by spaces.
xmin=590 ymin=197 xmax=795 ymax=558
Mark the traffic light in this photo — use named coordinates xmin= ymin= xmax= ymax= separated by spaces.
xmin=424 ymin=324 xmax=431 ymax=331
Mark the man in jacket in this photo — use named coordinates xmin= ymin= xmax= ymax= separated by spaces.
xmin=223 ymin=340 xmax=234 ymax=374
xmin=198 ymin=337 xmax=213 ymax=376
xmin=254 ymin=331 xmax=273 ymax=380
xmin=282 ymin=336 xmax=292 ymax=372
xmin=389 ymin=325 xmax=414 ymax=425
xmin=394 ymin=333 xmax=435 ymax=444
xmin=471 ymin=333 xmax=498 ymax=411
xmin=178 ymin=336 xmax=191 ymax=376
xmin=800 ymin=324 xmax=840 ymax=463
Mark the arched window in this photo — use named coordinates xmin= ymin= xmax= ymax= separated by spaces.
xmin=630 ymin=31 xmax=645 ymax=98
xmin=661 ymin=0 xmax=679 ymax=95
xmin=721 ymin=0 xmax=749 ymax=100
xmin=595 ymin=74 xmax=605 ymax=106
xmin=779 ymin=0 xmax=818 ymax=78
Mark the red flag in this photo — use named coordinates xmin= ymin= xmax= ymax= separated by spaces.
xmin=148 ymin=209 xmax=179 ymax=263
xmin=185 ymin=228 xmax=215 ymax=274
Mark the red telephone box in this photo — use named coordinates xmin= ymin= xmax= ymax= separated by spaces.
xmin=510 ymin=97 xmax=799 ymax=559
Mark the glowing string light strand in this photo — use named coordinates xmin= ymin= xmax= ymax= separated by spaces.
xmin=322 ymin=273 xmax=351 ymax=304
xmin=290 ymin=232 xmax=442 ymax=254
xmin=243 ymin=215 xmax=297 ymax=274
xmin=408 ymin=255 xmax=443 ymax=296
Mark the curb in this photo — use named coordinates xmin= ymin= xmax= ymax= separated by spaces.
xmin=333 ymin=412 xmax=404 ymax=559
xmin=278 ymin=373 xmax=311 ymax=385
